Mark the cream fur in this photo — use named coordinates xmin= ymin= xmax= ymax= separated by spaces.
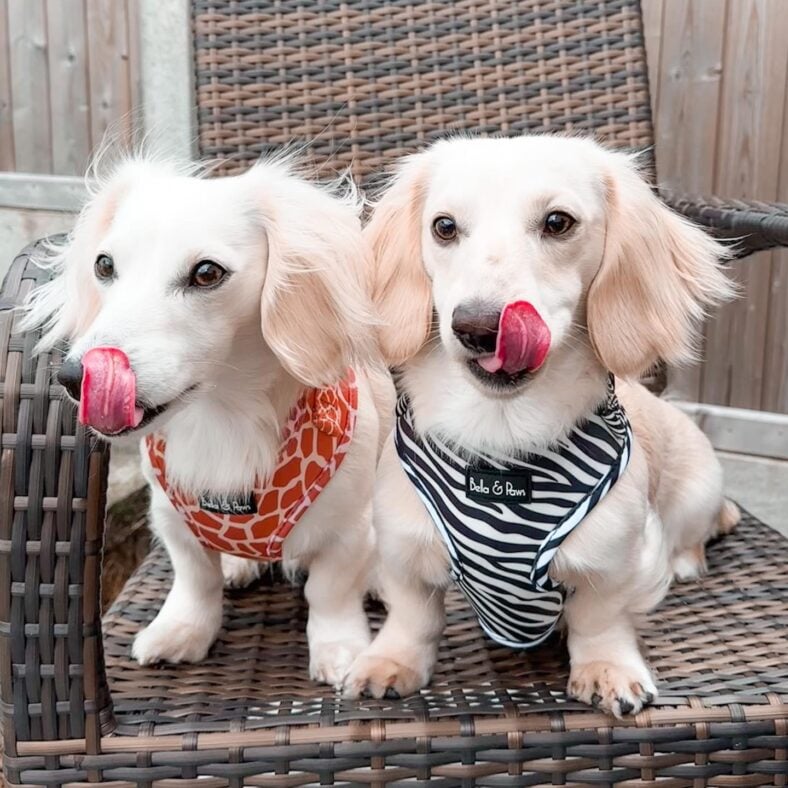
xmin=346 ymin=135 xmax=738 ymax=717
xmin=23 ymin=156 xmax=395 ymax=685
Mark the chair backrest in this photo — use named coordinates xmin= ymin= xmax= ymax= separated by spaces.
xmin=192 ymin=0 xmax=654 ymax=183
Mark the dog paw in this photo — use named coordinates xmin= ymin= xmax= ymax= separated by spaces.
xmin=132 ymin=616 xmax=220 ymax=666
xmin=221 ymin=554 xmax=265 ymax=589
xmin=343 ymin=653 xmax=430 ymax=700
xmin=672 ymin=544 xmax=707 ymax=582
xmin=309 ymin=639 xmax=369 ymax=689
xmin=568 ymin=660 xmax=657 ymax=718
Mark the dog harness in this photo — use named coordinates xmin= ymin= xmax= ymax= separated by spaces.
xmin=146 ymin=370 xmax=357 ymax=560
xmin=395 ymin=377 xmax=632 ymax=649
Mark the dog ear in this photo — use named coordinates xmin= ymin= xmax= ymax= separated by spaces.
xmin=587 ymin=152 xmax=735 ymax=378
xmin=365 ymin=155 xmax=433 ymax=366
xmin=255 ymin=165 xmax=373 ymax=387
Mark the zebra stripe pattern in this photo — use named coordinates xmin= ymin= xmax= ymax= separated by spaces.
xmin=395 ymin=378 xmax=633 ymax=649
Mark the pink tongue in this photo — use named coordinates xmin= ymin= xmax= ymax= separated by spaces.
xmin=477 ymin=301 xmax=551 ymax=375
xmin=78 ymin=347 xmax=143 ymax=434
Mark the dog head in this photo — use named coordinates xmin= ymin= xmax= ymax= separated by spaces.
xmin=24 ymin=157 xmax=372 ymax=438
xmin=367 ymin=135 xmax=733 ymax=393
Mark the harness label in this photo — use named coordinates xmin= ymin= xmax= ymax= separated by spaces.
xmin=198 ymin=491 xmax=257 ymax=516
xmin=465 ymin=467 xmax=532 ymax=503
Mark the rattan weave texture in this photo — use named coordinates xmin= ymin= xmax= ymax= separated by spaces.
xmin=10 ymin=511 xmax=787 ymax=785
xmin=193 ymin=0 xmax=655 ymax=181
xmin=2 ymin=249 xmax=787 ymax=785
xmin=662 ymin=191 xmax=788 ymax=258
xmin=0 ymin=245 xmax=113 ymax=784
xmin=4 ymin=0 xmax=788 ymax=783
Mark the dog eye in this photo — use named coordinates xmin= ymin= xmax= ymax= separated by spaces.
xmin=432 ymin=215 xmax=458 ymax=242
xmin=189 ymin=260 xmax=228 ymax=289
xmin=94 ymin=254 xmax=115 ymax=281
xmin=542 ymin=211 xmax=576 ymax=237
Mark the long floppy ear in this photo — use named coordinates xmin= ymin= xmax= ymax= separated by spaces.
xmin=587 ymin=151 xmax=735 ymax=377
xmin=365 ymin=154 xmax=432 ymax=366
xmin=253 ymin=163 xmax=373 ymax=387
xmin=21 ymin=160 xmax=144 ymax=349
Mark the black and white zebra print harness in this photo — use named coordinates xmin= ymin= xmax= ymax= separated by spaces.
xmin=395 ymin=378 xmax=633 ymax=649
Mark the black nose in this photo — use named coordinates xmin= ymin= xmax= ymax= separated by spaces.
xmin=57 ymin=358 xmax=84 ymax=401
xmin=451 ymin=303 xmax=501 ymax=354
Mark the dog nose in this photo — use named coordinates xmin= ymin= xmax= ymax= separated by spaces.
xmin=451 ymin=303 xmax=501 ymax=354
xmin=57 ymin=358 xmax=83 ymax=401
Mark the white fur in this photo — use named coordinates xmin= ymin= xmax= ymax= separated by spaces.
xmin=23 ymin=156 xmax=395 ymax=686
xmin=346 ymin=135 xmax=738 ymax=716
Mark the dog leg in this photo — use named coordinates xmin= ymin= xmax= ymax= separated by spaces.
xmin=304 ymin=505 xmax=374 ymax=689
xmin=564 ymin=587 xmax=657 ymax=718
xmin=132 ymin=489 xmax=224 ymax=665
xmin=343 ymin=561 xmax=445 ymax=699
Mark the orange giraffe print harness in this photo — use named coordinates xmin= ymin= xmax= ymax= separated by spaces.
xmin=146 ymin=371 xmax=358 ymax=560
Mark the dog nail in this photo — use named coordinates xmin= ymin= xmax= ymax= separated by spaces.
xmin=384 ymin=687 xmax=401 ymax=700
xmin=617 ymin=698 xmax=634 ymax=715
xmin=591 ymin=692 xmax=602 ymax=707
xmin=644 ymin=692 xmax=654 ymax=704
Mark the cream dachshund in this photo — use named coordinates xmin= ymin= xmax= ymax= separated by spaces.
xmin=24 ymin=157 xmax=394 ymax=686
xmin=345 ymin=135 xmax=738 ymax=717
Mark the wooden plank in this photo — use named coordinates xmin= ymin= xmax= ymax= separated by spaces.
xmin=701 ymin=0 xmax=788 ymax=410
xmin=7 ymin=0 xmax=52 ymax=173
xmin=761 ymin=72 xmax=788 ymax=413
xmin=654 ymin=0 xmax=727 ymax=194
xmin=0 ymin=0 xmax=15 ymax=170
xmin=640 ymin=0 xmax=665 ymax=115
xmin=652 ymin=0 xmax=727 ymax=402
xmin=86 ymin=0 xmax=133 ymax=150
xmin=46 ymin=0 xmax=91 ymax=175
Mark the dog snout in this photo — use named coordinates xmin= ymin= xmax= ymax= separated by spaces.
xmin=451 ymin=303 xmax=501 ymax=354
xmin=57 ymin=358 xmax=83 ymax=401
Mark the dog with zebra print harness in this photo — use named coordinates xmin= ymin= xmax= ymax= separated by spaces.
xmin=344 ymin=135 xmax=740 ymax=717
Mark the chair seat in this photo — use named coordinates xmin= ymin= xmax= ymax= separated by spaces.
xmin=98 ymin=509 xmax=788 ymax=783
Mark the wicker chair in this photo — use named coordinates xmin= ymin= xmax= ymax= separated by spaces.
xmin=2 ymin=1 xmax=787 ymax=784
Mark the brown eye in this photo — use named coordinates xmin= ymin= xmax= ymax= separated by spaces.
xmin=432 ymin=215 xmax=458 ymax=242
xmin=189 ymin=260 xmax=228 ymax=289
xmin=543 ymin=211 xmax=576 ymax=236
xmin=94 ymin=254 xmax=115 ymax=281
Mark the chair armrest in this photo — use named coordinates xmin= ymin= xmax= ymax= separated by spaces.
xmin=661 ymin=189 xmax=788 ymax=259
xmin=0 ymin=240 xmax=114 ymax=782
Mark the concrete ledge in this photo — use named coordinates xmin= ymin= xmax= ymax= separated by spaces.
xmin=675 ymin=401 xmax=788 ymax=461
xmin=0 ymin=174 xmax=86 ymax=212
xmin=140 ymin=0 xmax=197 ymax=160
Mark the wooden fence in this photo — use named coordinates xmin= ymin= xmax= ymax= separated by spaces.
xmin=0 ymin=0 xmax=785 ymax=413
xmin=643 ymin=0 xmax=788 ymax=414
xmin=0 ymin=0 xmax=139 ymax=176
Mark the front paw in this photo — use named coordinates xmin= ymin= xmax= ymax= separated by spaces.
xmin=343 ymin=651 xmax=432 ymax=699
xmin=132 ymin=614 xmax=221 ymax=665
xmin=568 ymin=659 xmax=657 ymax=718
xmin=309 ymin=638 xmax=369 ymax=689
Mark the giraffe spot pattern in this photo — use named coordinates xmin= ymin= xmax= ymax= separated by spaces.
xmin=145 ymin=370 xmax=358 ymax=560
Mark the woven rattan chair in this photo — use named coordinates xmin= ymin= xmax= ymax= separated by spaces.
xmin=2 ymin=1 xmax=788 ymax=784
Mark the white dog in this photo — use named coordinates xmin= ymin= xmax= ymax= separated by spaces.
xmin=24 ymin=157 xmax=393 ymax=687
xmin=344 ymin=135 xmax=739 ymax=716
